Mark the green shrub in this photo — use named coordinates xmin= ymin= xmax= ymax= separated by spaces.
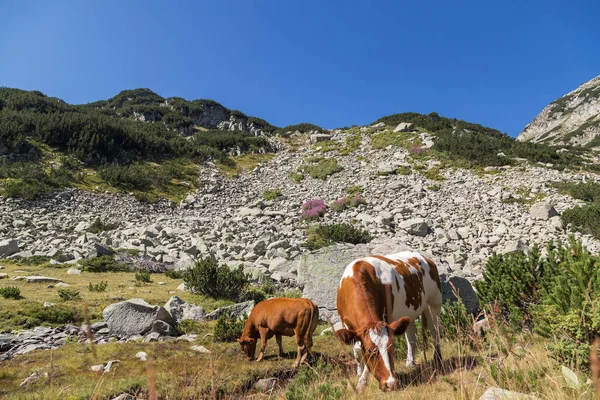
xmin=135 ymin=270 xmax=152 ymax=283
xmin=439 ymin=299 xmax=471 ymax=342
xmin=213 ymin=310 xmax=247 ymax=342
xmin=164 ymin=269 xmax=184 ymax=279
xmin=397 ymin=166 xmax=412 ymax=175
xmin=289 ymin=171 xmax=305 ymax=183
xmin=304 ymin=223 xmax=372 ymax=250
xmin=88 ymin=281 xmax=108 ymax=292
xmin=241 ymin=289 xmax=267 ymax=303
xmin=88 ymin=217 xmax=119 ymax=233
xmin=0 ymin=303 xmax=78 ymax=329
xmin=79 ymin=255 xmax=126 ymax=273
xmin=183 ymin=258 xmax=249 ymax=301
xmin=262 ymin=188 xmax=282 ymax=200
xmin=551 ymin=181 xmax=600 ymax=203
xmin=0 ymin=286 xmax=22 ymax=300
xmin=474 ymin=246 xmax=543 ymax=329
xmin=57 ymin=289 xmax=80 ymax=301
xmin=299 ymin=158 xmax=343 ymax=180
xmin=533 ymin=239 xmax=600 ymax=369
xmin=562 ymin=202 xmax=600 ymax=240
xmin=345 ymin=185 xmax=363 ymax=196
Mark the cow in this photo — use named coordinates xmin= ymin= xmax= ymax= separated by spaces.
xmin=238 ymin=298 xmax=319 ymax=368
xmin=335 ymin=251 xmax=442 ymax=392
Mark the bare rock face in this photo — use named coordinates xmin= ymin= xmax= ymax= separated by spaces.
xmin=518 ymin=75 xmax=600 ymax=146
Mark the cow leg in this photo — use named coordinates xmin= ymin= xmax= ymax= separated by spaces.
xmin=255 ymin=328 xmax=269 ymax=362
xmin=293 ymin=330 xmax=307 ymax=368
xmin=275 ymin=334 xmax=284 ymax=358
xmin=424 ymin=305 xmax=442 ymax=369
xmin=353 ymin=341 xmax=369 ymax=392
xmin=405 ymin=322 xmax=418 ymax=368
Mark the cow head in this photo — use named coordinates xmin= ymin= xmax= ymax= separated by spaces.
xmin=336 ymin=316 xmax=411 ymax=391
xmin=237 ymin=336 xmax=257 ymax=360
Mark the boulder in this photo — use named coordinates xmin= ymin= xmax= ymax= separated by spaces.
xmin=164 ymin=296 xmax=206 ymax=322
xmin=0 ymin=239 xmax=20 ymax=257
xmin=103 ymin=298 xmax=177 ymax=337
xmin=296 ymin=243 xmax=372 ymax=322
xmin=394 ymin=122 xmax=414 ymax=132
xmin=529 ymin=202 xmax=559 ymax=220
xmin=399 ymin=218 xmax=429 ymax=236
xmin=309 ymin=133 xmax=332 ymax=144
xmin=439 ymin=274 xmax=480 ymax=314
xmin=204 ymin=301 xmax=255 ymax=321
xmin=254 ymin=377 xmax=277 ymax=392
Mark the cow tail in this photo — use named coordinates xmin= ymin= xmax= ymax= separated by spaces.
xmin=306 ymin=301 xmax=318 ymax=349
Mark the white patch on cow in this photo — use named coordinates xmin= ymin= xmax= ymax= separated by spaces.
xmin=408 ymin=266 xmax=419 ymax=274
xmin=363 ymin=257 xmax=395 ymax=285
xmin=368 ymin=326 xmax=395 ymax=385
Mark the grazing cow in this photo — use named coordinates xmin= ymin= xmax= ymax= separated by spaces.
xmin=335 ymin=251 xmax=442 ymax=392
xmin=238 ymin=298 xmax=319 ymax=368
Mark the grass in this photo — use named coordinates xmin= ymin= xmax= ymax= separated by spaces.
xmin=298 ymin=158 xmax=343 ymax=180
xmin=501 ymin=186 xmax=546 ymax=206
xmin=2 ymin=316 xmax=598 ymax=399
xmin=371 ymin=129 xmax=422 ymax=149
xmin=262 ymin=188 xmax=282 ymax=200
xmin=0 ymin=261 xmax=231 ymax=332
xmin=313 ymin=140 xmax=341 ymax=153
xmin=217 ymin=153 xmax=275 ymax=178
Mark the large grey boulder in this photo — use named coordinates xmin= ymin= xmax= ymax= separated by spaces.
xmin=296 ymin=243 xmax=372 ymax=322
xmin=103 ymin=298 xmax=177 ymax=336
xmin=529 ymin=202 xmax=559 ymax=220
xmin=204 ymin=301 xmax=255 ymax=321
xmin=0 ymin=239 xmax=20 ymax=257
xmin=164 ymin=296 xmax=205 ymax=322
xmin=439 ymin=274 xmax=480 ymax=315
xmin=399 ymin=218 xmax=429 ymax=236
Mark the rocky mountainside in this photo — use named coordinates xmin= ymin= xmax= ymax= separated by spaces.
xmin=518 ymin=75 xmax=600 ymax=147
xmin=2 ymin=124 xmax=599 ymax=318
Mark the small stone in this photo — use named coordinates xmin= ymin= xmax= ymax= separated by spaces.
xmin=254 ymin=377 xmax=277 ymax=392
xmin=191 ymin=345 xmax=211 ymax=354
xmin=90 ymin=364 xmax=104 ymax=372
xmin=67 ymin=268 xmax=82 ymax=275
xmin=136 ymin=351 xmax=148 ymax=361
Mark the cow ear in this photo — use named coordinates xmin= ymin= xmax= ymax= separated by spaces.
xmin=388 ymin=317 xmax=411 ymax=335
xmin=335 ymin=328 xmax=358 ymax=344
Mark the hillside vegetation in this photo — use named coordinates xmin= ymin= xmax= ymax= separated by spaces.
xmin=0 ymin=88 xmax=275 ymax=201
xmin=373 ymin=111 xmax=590 ymax=170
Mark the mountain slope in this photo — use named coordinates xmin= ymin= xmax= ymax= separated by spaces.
xmin=517 ymin=75 xmax=600 ymax=147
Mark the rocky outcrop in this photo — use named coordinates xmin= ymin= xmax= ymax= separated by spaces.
xmin=103 ymin=298 xmax=177 ymax=336
xmin=518 ymin=75 xmax=600 ymax=146
xmin=164 ymin=296 xmax=206 ymax=322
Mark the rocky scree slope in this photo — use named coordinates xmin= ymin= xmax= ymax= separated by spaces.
xmin=518 ymin=75 xmax=600 ymax=147
xmin=2 ymin=126 xmax=599 ymax=312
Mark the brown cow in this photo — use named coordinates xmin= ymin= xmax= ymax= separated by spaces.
xmin=336 ymin=251 xmax=442 ymax=392
xmin=238 ymin=298 xmax=319 ymax=368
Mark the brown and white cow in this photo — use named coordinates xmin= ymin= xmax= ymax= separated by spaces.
xmin=335 ymin=251 xmax=442 ymax=392
xmin=238 ymin=298 xmax=319 ymax=368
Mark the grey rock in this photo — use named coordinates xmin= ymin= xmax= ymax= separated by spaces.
xmin=310 ymin=133 xmax=332 ymax=144
xmin=135 ymin=351 xmax=148 ymax=361
xmin=440 ymin=274 xmax=480 ymax=314
xmin=204 ymin=301 xmax=255 ymax=321
xmin=191 ymin=345 xmax=211 ymax=353
xmin=479 ymin=387 xmax=536 ymax=399
xmin=67 ymin=268 xmax=82 ymax=275
xmin=399 ymin=218 xmax=429 ymax=236
xmin=394 ymin=122 xmax=414 ymax=132
xmin=164 ymin=296 xmax=206 ymax=322
xmin=103 ymin=298 xmax=176 ymax=336
xmin=529 ymin=202 xmax=559 ymax=220
xmin=0 ymin=273 xmax=7 ymax=279
xmin=0 ymin=239 xmax=20 ymax=257
xmin=21 ymin=276 xmax=63 ymax=284
xmin=254 ymin=377 xmax=278 ymax=392
xmin=150 ymin=320 xmax=179 ymax=336
xmin=296 ymin=243 xmax=371 ymax=322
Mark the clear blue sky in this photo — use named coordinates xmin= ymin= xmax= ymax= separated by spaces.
xmin=1 ymin=0 xmax=598 ymax=136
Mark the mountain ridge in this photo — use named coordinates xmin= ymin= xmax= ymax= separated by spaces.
xmin=518 ymin=75 xmax=600 ymax=147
